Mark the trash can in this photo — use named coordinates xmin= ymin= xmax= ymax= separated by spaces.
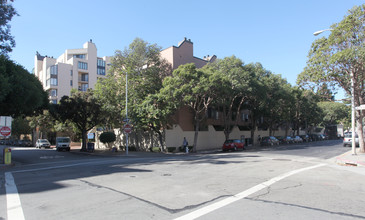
xmin=3 ymin=148 xmax=11 ymax=164
xmin=87 ymin=143 xmax=94 ymax=152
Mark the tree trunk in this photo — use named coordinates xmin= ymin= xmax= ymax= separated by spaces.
xmin=250 ymin=116 xmax=257 ymax=146
xmin=357 ymin=113 xmax=364 ymax=153
xmin=157 ymin=130 xmax=165 ymax=152
xmin=193 ymin=119 xmax=199 ymax=153
xmin=81 ymin=129 xmax=88 ymax=151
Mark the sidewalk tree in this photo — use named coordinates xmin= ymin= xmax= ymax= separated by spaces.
xmin=50 ymin=90 xmax=103 ymax=151
xmin=95 ymin=38 xmax=171 ymax=151
xmin=318 ymin=101 xmax=350 ymax=127
xmin=204 ymin=56 xmax=255 ymax=140
xmin=0 ymin=55 xmax=49 ymax=117
xmin=298 ymin=4 xmax=365 ymax=151
xmin=261 ymin=73 xmax=293 ymax=136
xmin=160 ymin=63 xmax=216 ymax=152
xmin=11 ymin=116 xmax=32 ymax=139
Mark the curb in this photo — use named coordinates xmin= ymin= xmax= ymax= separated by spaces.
xmin=335 ymin=151 xmax=365 ymax=167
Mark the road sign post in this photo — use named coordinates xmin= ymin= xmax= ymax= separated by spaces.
xmin=123 ymin=124 xmax=132 ymax=155
xmin=124 ymin=124 xmax=132 ymax=134
xmin=0 ymin=126 xmax=11 ymax=137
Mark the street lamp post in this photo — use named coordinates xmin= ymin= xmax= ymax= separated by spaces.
xmin=125 ymin=69 xmax=129 ymax=156
xmin=107 ymin=63 xmax=129 ymax=155
xmin=313 ymin=29 xmax=357 ymax=155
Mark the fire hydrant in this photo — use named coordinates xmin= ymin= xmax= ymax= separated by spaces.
xmin=3 ymin=148 xmax=11 ymax=165
xmin=185 ymin=146 xmax=189 ymax=153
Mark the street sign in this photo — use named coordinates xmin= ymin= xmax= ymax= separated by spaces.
xmin=0 ymin=126 xmax=11 ymax=137
xmin=124 ymin=124 xmax=132 ymax=134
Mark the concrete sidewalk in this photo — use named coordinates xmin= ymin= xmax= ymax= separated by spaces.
xmin=335 ymin=150 xmax=365 ymax=167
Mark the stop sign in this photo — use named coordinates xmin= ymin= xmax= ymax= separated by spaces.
xmin=124 ymin=124 xmax=132 ymax=134
xmin=0 ymin=126 xmax=11 ymax=137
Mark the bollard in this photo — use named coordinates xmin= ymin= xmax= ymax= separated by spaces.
xmin=4 ymin=148 xmax=11 ymax=165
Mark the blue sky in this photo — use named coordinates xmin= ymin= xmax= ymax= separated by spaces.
xmin=9 ymin=0 xmax=364 ymax=99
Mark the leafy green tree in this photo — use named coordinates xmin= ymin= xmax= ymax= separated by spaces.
xmin=0 ymin=0 xmax=17 ymax=55
xmin=94 ymin=75 xmax=124 ymax=129
xmin=241 ymin=63 xmax=274 ymax=144
xmin=260 ymin=74 xmax=293 ymax=136
xmin=290 ymin=87 xmax=323 ymax=135
xmin=318 ymin=101 xmax=350 ymax=127
xmin=205 ymin=56 xmax=255 ymax=140
xmin=298 ymin=4 xmax=365 ymax=151
xmin=95 ymin=38 xmax=171 ymax=151
xmin=160 ymin=63 xmax=216 ymax=152
xmin=0 ymin=55 xmax=49 ymax=117
xmin=50 ymin=90 xmax=103 ymax=151
xmin=11 ymin=116 xmax=32 ymax=139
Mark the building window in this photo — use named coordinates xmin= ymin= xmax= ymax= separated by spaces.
xmin=78 ymin=61 xmax=88 ymax=70
xmin=74 ymin=54 xmax=85 ymax=59
xmin=50 ymin=89 xmax=57 ymax=97
xmin=97 ymin=58 xmax=106 ymax=75
xmin=80 ymin=73 xmax=88 ymax=82
xmin=97 ymin=58 xmax=105 ymax=67
xmin=70 ymin=70 xmax=73 ymax=76
xmin=46 ymin=65 xmax=58 ymax=86
xmin=51 ymin=99 xmax=57 ymax=104
xmin=79 ymin=84 xmax=88 ymax=92
xmin=97 ymin=67 xmax=105 ymax=75
xmin=50 ymin=78 xmax=58 ymax=86
xmin=207 ymin=108 xmax=219 ymax=120
xmin=70 ymin=80 xmax=73 ymax=86
xmin=241 ymin=113 xmax=249 ymax=122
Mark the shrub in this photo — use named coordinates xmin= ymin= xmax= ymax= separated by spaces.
xmin=167 ymin=147 xmax=176 ymax=152
xmin=99 ymin=132 xmax=116 ymax=148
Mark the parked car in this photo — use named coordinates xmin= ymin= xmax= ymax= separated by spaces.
xmin=16 ymin=140 xmax=24 ymax=146
xmin=309 ymin=134 xmax=320 ymax=141
xmin=260 ymin=136 xmax=280 ymax=146
xmin=284 ymin=136 xmax=294 ymax=144
xmin=0 ymin=139 xmax=5 ymax=145
xmin=320 ymin=134 xmax=328 ymax=140
xmin=56 ymin=137 xmax=71 ymax=151
xmin=9 ymin=139 xmax=18 ymax=146
xmin=292 ymin=136 xmax=303 ymax=143
xmin=21 ymin=139 xmax=33 ymax=147
xmin=343 ymin=133 xmax=359 ymax=147
xmin=275 ymin=136 xmax=286 ymax=144
xmin=222 ymin=139 xmax=245 ymax=151
xmin=299 ymin=135 xmax=311 ymax=142
xmin=36 ymin=139 xmax=51 ymax=148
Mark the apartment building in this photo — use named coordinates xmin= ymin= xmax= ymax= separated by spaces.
xmin=34 ymin=40 xmax=110 ymax=103
xmin=160 ymin=37 xmax=216 ymax=71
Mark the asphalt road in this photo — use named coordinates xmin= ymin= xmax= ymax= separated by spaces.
xmin=1 ymin=140 xmax=365 ymax=220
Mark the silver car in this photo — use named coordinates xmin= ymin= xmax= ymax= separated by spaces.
xmin=343 ymin=133 xmax=359 ymax=147
xmin=36 ymin=139 xmax=51 ymax=148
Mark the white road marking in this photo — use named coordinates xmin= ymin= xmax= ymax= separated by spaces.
xmin=174 ymin=163 xmax=326 ymax=220
xmin=5 ymin=172 xmax=25 ymax=220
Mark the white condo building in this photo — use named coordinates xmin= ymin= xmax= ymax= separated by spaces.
xmin=34 ymin=40 xmax=110 ymax=103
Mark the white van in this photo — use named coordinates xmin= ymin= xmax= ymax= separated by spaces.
xmin=56 ymin=137 xmax=71 ymax=151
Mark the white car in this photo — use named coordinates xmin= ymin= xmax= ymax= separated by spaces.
xmin=343 ymin=133 xmax=359 ymax=147
xmin=36 ymin=139 xmax=51 ymax=148
xmin=56 ymin=137 xmax=71 ymax=151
